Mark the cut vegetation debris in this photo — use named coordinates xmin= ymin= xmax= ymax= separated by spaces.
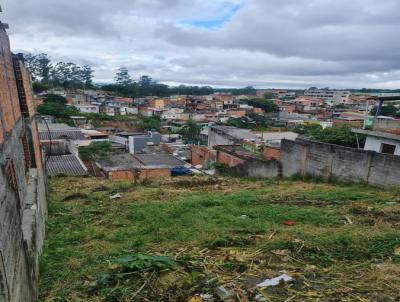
xmin=39 ymin=176 xmax=400 ymax=301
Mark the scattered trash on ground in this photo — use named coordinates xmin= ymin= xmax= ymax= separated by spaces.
xmin=254 ymin=294 xmax=267 ymax=301
xmin=109 ymin=193 xmax=122 ymax=200
xmin=344 ymin=215 xmax=353 ymax=224
xmin=239 ymin=215 xmax=249 ymax=220
xmin=256 ymin=273 xmax=294 ymax=287
xmin=282 ymin=220 xmax=297 ymax=226
xmin=199 ymin=293 xmax=213 ymax=300
xmin=215 ymin=286 xmax=234 ymax=300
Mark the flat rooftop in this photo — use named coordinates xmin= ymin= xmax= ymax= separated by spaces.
xmin=134 ymin=153 xmax=187 ymax=167
xmin=352 ymin=129 xmax=400 ymax=141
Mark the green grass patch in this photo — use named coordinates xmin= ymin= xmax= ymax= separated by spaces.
xmin=38 ymin=176 xmax=400 ymax=301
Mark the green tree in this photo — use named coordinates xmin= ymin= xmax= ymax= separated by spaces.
xmin=80 ymin=65 xmax=94 ymax=88
xmin=32 ymin=82 xmax=50 ymax=94
xmin=37 ymin=102 xmax=77 ymax=118
xmin=141 ymin=116 xmax=161 ymax=131
xmin=294 ymin=124 xmax=365 ymax=148
xmin=263 ymin=92 xmax=275 ymax=99
xmin=247 ymin=98 xmax=278 ymax=113
xmin=371 ymin=105 xmax=398 ymax=117
xmin=138 ymin=75 xmax=153 ymax=87
xmin=42 ymin=93 xmax=67 ymax=104
xmin=115 ymin=67 xmax=132 ymax=86
xmin=79 ymin=142 xmax=112 ymax=161
xmin=180 ymin=119 xmax=200 ymax=144
xmin=50 ymin=62 xmax=88 ymax=90
xmin=24 ymin=53 xmax=52 ymax=83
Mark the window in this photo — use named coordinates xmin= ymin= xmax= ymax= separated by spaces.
xmin=380 ymin=143 xmax=396 ymax=155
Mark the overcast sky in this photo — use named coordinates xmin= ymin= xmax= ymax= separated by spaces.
xmin=2 ymin=0 xmax=400 ymax=89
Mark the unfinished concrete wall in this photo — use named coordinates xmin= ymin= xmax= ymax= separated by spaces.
xmin=0 ymin=22 xmax=47 ymax=302
xmin=222 ymin=158 xmax=281 ymax=178
xmin=281 ymin=138 xmax=400 ymax=187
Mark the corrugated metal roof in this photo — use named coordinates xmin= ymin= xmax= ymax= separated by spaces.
xmin=46 ymin=155 xmax=87 ymax=176
xmin=38 ymin=123 xmax=77 ymax=131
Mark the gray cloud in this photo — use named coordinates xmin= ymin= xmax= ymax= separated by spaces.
xmin=2 ymin=0 xmax=400 ymax=88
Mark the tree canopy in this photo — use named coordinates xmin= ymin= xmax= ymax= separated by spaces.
xmin=78 ymin=142 xmax=113 ymax=161
xmin=247 ymin=98 xmax=278 ymax=113
xmin=371 ymin=105 xmax=399 ymax=117
xmin=294 ymin=124 xmax=365 ymax=148
xmin=180 ymin=119 xmax=201 ymax=144
xmin=25 ymin=53 xmax=94 ymax=92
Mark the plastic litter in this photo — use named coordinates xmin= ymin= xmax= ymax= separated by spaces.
xmin=109 ymin=193 xmax=122 ymax=200
xmin=256 ymin=273 xmax=294 ymax=287
xmin=200 ymin=293 xmax=214 ymax=301
xmin=215 ymin=286 xmax=233 ymax=300
xmin=254 ymin=294 xmax=267 ymax=301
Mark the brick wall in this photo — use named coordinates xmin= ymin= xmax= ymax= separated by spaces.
xmin=139 ymin=168 xmax=170 ymax=180
xmin=373 ymin=118 xmax=400 ymax=135
xmin=227 ymin=110 xmax=246 ymax=118
xmin=332 ymin=119 xmax=363 ymax=127
xmin=191 ymin=145 xmax=216 ymax=166
xmin=263 ymin=146 xmax=281 ymax=160
xmin=109 ymin=170 xmax=135 ymax=181
xmin=217 ymin=150 xmax=246 ymax=167
xmin=0 ymin=24 xmax=47 ymax=302
xmin=108 ymin=168 xmax=171 ymax=181
xmin=0 ymin=27 xmax=20 ymax=132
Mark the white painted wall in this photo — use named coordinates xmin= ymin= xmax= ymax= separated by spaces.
xmin=364 ymin=136 xmax=400 ymax=155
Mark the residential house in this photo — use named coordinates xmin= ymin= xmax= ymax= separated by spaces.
xmin=149 ymin=98 xmax=167 ymax=109
xmin=353 ymin=117 xmax=400 ymax=155
xmin=75 ymin=104 xmax=99 ymax=114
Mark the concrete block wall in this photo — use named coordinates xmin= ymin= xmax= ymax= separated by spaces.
xmin=368 ymin=153 xmax=400 ymax=187
xmin=281 ymin=138 xmax=400 ymax=187
xmin=222 ymin=158 xmax=281 ymax=178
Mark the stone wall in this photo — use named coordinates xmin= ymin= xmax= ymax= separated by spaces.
xmin=0 ymin=23 xmax=47 ymax=302
xmin=281 ymin=138 xmax=400 ymax=187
